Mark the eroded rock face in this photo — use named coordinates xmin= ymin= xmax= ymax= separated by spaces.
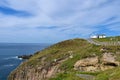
xmin=9 ymin=52 xmax=120 ymax=80
xmin=74 ymin=53 xmax=120 ymax=72
xmin=74 ymin=57 xmax=99 ymax=71
xmin=74 ymin=57 xmax=98 ymax=67
xmin=8 ymin=53 xmax=70 ymax=80
xmin=101 ymin=53 xmax=119 ymax=66
xmin=8 ymin=63 xmax=60 ymax=80
xmin=100 ymin=53 xmax=119 ymax=71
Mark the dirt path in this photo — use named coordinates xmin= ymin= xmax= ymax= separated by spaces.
xmin=87 ymin=38 xmax=120 ymax=46
xmin=76 ymin=74 xmax=95 ymax=80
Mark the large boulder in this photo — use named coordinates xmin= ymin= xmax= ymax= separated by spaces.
xmin=101 ymin=53 xmax=119 ymax=66
xmin=74 ymin=56 xmax=99 ymax=72
xmin=74 ymin=53 xmax=120 ymax=72
xmin=100 ymin=53 xmax=119 ymax=71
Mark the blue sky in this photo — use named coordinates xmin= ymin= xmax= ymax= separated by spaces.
xmin=0 ymin=0 xmax=120 ymax=43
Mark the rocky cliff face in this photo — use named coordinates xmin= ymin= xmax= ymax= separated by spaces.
xmin=9 ymin=63 xmax=59 ymax=80
xmin=74 ymin=53 xmax=119 ymax=72
xmin=8 ymin=52 xmax=70 ymax=80
xmin=8 ymin=38 xmax=120 ymax=80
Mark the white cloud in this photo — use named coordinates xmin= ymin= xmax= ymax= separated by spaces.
xmin=0 ymin=0 xmax=120 ymax=42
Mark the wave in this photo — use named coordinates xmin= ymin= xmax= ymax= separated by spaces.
xmin=3 ymin=56 xmax=22 ymax=60
xmin=18 ymin=57 xmax=23 ymax=60
xmin=3 ymin=64 xmax=14 ymax=67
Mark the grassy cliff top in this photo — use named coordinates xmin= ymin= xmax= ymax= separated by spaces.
xmin=26 ymin=38 xmax=102 ymax=67
xmin=9 ymin=38 xmax=120 ymax=80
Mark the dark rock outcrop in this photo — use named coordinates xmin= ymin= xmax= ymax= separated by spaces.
xmin=18 ymin=55 xmax=33 ymax=60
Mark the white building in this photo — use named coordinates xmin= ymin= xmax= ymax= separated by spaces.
xmin=98 ymin=35 xmax=106 ymax=38
xmin=90 ymin=34 xmax=106 ymax=38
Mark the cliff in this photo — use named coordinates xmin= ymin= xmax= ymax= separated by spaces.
xmin=8 ymin=38 xmax=120 ymax=80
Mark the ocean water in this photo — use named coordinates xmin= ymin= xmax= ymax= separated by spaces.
xmin=0 ymin=43 xmax=50 ymax=80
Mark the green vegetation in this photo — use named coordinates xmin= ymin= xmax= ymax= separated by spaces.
xmin=9 ymin=37 xmax=120 ymax=80
xmin=95 ymin=67 xmax=120 ymax=80
xmin=94 ymin=36 xmax=120 ymax=42
xmin=50 ymin=72 xmax=84 ymax=80
xmin=28 ymin=38 xmax=102 ymax=68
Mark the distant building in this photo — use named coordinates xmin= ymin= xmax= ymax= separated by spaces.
xmin=90 ymin=34 xmax=106 ymax=38
xmin=90 ymin=35 xmax=98 ymax=38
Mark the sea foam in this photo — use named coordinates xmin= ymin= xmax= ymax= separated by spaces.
xmin=3 ymin=56 xmax=22 ymax=60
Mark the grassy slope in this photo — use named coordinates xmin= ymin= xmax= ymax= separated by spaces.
xmin=10 ymin=38 xmax=120 ymax=80
xmin=27 ymin=39 xmax=101 ymax=66
xmin=95 ymin=67 xmax=120 ymax=80
xmin=94 ymin=36 xmax=120 ymax=42
xmin=28 ymin=38 xmax=102 ymax=68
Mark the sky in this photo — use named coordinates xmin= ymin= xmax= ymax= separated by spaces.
xmin=0 ymin=0 xmax=120 ymax=43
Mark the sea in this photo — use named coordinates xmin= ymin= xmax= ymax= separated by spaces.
xmin=0 ymin=43 xmax=51 ymax=80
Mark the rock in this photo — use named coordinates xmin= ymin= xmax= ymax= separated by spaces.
xmin=74 ymin=53 xmax=120 ymax=72
xmin=18 ymin=54 xmax=33 ymax=60
xmin=74 ymin=56 xmax=99 ymax=71
xmin=8 ymin=53 xmax=69 ymax=80
xmin=100 ymin=47 xmax=112 ymax=52
xmin=69 ymin=55 xmax=73 ymax=58
xmin=101 ymin=53 xmax=119 ymax=66
xmin=100 ymin=53 xmax=119 ymax=71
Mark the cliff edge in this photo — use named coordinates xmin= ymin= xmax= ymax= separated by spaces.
xmin=8 ymin=38 xmax=120 ymax=80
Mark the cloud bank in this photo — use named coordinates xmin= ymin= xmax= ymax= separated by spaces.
xmin=0 ymin=0 xmax=120 ymax=43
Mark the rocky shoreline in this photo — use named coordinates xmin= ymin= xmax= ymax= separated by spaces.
xmin=17 ymin=54 xmax=33 ymax=60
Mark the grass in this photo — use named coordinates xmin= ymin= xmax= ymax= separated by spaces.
xmin=26 ymin=38 xmax=102 ymax=67
xmin=95 ymin=67 xmax=120 ymax=80
xmin=49 ymin=72 xmax=84 ymax=80
xmin=94 ymin=36 xmax=120 ymax=42
xmin=8 ymin=37 xmax=120 ymax=80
